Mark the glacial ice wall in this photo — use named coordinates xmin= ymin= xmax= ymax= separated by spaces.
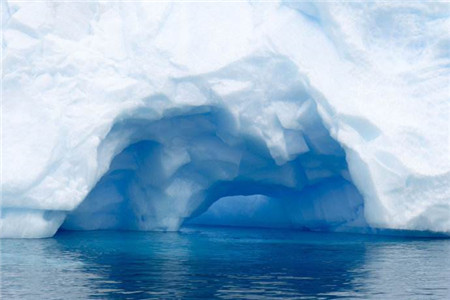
xmin=2 ymin=1 xmax=449 ymax=238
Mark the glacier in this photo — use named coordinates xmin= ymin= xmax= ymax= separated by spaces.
xmin=2 ymin=1 xmax=449 ymax=238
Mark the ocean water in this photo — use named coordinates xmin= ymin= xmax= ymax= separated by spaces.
xmin=1 ymin=226 xmax=449 ymax=299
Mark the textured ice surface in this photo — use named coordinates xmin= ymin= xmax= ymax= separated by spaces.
xmin=2 ymin=1 xmax=449 ymax=237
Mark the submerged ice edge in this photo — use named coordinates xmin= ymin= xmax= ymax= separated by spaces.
xmin=2 ymin=1 xmax=449 ymax=237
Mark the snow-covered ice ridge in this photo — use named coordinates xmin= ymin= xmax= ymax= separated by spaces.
xmin=2 ymin=1 xmax=449 ymax=238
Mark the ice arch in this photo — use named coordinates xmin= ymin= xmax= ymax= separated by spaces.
xmin=62 ymin=99 xmax=366 ymax=232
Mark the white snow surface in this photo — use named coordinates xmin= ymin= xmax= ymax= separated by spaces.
xmin=2 ymin=1 xmax=449 ymax=238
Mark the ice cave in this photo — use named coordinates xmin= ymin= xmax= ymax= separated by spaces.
xmin=62 ymin=96 xmax=365 ymax=232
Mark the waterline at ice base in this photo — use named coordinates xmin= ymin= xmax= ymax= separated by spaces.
xmin=2 ymin=1 xmax=449 ymax=238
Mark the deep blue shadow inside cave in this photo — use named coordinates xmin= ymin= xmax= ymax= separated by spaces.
xmin=61 ymin=106 xmax=366 ymax=233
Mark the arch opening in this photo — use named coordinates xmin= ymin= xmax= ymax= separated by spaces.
xmin=185 ymin=177 xmax=366 ymax=231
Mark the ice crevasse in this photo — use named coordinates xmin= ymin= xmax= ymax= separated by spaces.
xmin=2 ymin=1 xmax=449 ymax=238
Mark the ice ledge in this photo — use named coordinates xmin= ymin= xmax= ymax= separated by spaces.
xmin=0 ymin=208 xmax=66 ymax=238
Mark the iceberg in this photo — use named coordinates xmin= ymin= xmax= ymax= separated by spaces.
xmin=2 ymin=1 xmax=449 ymax=238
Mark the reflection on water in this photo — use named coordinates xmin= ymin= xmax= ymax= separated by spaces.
xmin=1 ymin=226 xmax=449 ymax=299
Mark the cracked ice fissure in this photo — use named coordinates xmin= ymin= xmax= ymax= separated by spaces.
xmin=62 ymin=97 xmax=366 ymax=232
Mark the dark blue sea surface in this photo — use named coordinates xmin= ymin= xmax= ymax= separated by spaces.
xmin=1 ymin=226 xmax=449 ymax=299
